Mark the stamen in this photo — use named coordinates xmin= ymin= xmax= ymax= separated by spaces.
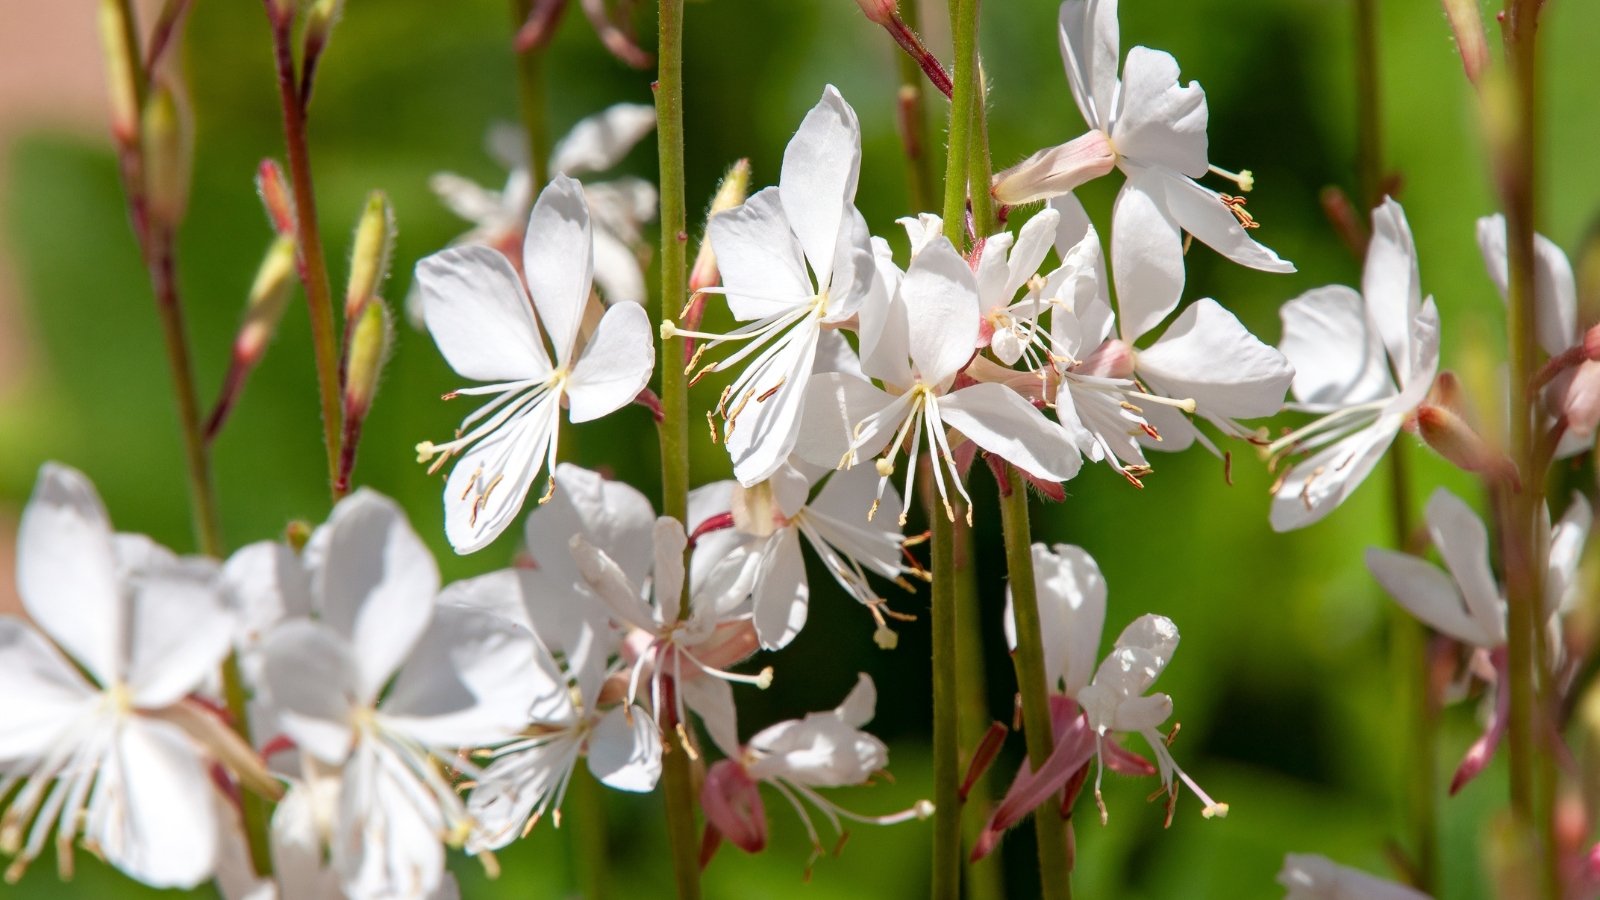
xmin=1208 ymin=164 xmax=1255 ymax=192
xmin=1219 ymin=194 xmax=1258 ymax=229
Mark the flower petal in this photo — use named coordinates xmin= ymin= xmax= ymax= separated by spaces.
xmin=1057 ymin=0 xmax=1120 ymax=128
xmin=443 ymin=398 xmax=559 ymax=555
xmin=221 ymin=541 xmax=312 ymax=652
xmin=1423 ymin=489 xmax=1505 ymax=644
xmin=1278 ymin=284 xmax=1395 ymax=410
xmin=417 ymin=245 xmax=550 ymax=382
xmin=125 ymin=571 xmax=234 ymax=708
xmin=550 ymin=103 xmax=656 ymax=176
xmin=89 ymin=717 xmax=220 ymax=888
xmin=938 ymin=383 xmax=1083 ymax=483
xmin=793 ymin=372 xmax=900 ymax=469
xmin=591 ymin=225 xmax=648 ymax=306
xmin=526 ymin=462 xmax=657 ymax=590
xmin=708 ymin=187 xmax=813 ymax=320
xmin=567 ymin=300 xmax=655 ymax=423
xmin=1477 ymin=213 xmax=1577 ymax=358
xmin=834 ymin=672 xmax=877 ymax=730
xmin=751 ymin=530 xmax=809 ymax=650
xmin=1547 ymin=492 xmax=1592 ymax=617
xmin=380 ymin=606 xmax=540 ymax=747
xmin=779 ymin=85 xmax=861 ymax=287
xmin=522 ymin=174 xmax=595 ymax=366
xmin=903 ymin=236 xmax=981 ymax=385
xmin=1363 ymin=198 xmax=1422 ymax=375
xmin=587 ymin=705 xmax=663 ymax=792
xmin=1160 ymin=173 xmax=1295 ymax=274
xmin=0 ymin=617 xmax=97 ymax=760
xmin=724 ymin=320 xmax=821 ymax=487
xmin=1111 ymin=46 xmax=1208 ymax=178
xmin=258 ymin=620 xmax=362 ymax=763
xmin=1366 ymin=548 xmax=1496 ymax=646
xmin=1136 ymin=298 xmax=1293 ymax=420
xmin=1004 ymin=544 xmax=1106 ymax=696
xmin=1268 ymin=417 xmax=1400 ymax=532
xmin=1110 ymin=174 xmax=1185 ymax=342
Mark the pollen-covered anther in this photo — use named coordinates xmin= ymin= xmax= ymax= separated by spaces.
xmin=1219 ymin=194 xmax=1259 ymax=229
xmin=659 ymin=320 xmax=679 ymax=340
xmin=875 ymin=457 xmax=895 ymax=477
xmin=754 ymin=666 xmax=775 ymax=689
xmin=1209 ymin=164 xmax=1255 ymax=192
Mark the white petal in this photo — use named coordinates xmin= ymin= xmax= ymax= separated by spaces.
xmin=653 ymin=517 xmax=688 ymax=625
xmin=1110 ymin=174 xmax=1185 ymax=342
xmin=725 ymin=322 xmax=821 ymax=487
xmin=779 ymin=85 xmax=861 ymax=287
xmin=681 ymin=672 xmax=742 ymax=759
xmin=938 ymin=383 xmax=1083 ymax=482
xmin=975 ymin=231 xmax=1015 ymax=307
xmin=856 ymin=256 xmax=914 ymax=388
xmin=125 ymin=571 xmax=234 ymax=708
xmin=1004 ymin=209 xmax=1061 ymax=300
xmin=1268 ymin=417 xmax=1400 ymax=532
xmin=587 ymin=705 xmax=663 ymax=792
xmin=268 ymin=785 xmax=344 ymax=900
xmin=567 ymin=300 xmax=654 ymax=422
xmin=751 ymin=530 xmax=809 ymax=650
xmin=550 ymin=103 xmax=656 ymax=176
xmin=903 ymin=236 xmax=981 ymax=385
xmin=569 ymin=533 xmax=657 ymax=632
xmin=1057 ymin=0 xmax=1119 ymax=128
xmin=90 ymin=717 xmax=220 ymax=888
xmin=315 ymin=490 xmax=440 ymax=698
xmin=527 ymin=462 xmax=657 ymax=589
xmin=1278 ymin=285 xmax=1395 ymax=409
xmin=429 ymin=171 xmax=511 ymax=228
xmin=1278 ymin=853 xmax=1432 ymax=900
xmin=1136 ymin=298 xmax=1294 ymax=420
xmin=222 ymin=541 xmax=312 ymax=650
xmin=1366 ymin=548 xmax=1497 ymax=647
xmin=834 ymin=673 xmax=877 ymax=730
xmin=591 ymin=226 xmax=648 ymax=306
xmin=1111 ymin=47 xmax=1208 ymax=179
xmin=793 ymin=372 xmax=900 ymax=469
xmin=1423 ymin=489 xmax=1505 ymax=644
xmin=380 ymin=606 xmax=540 ymax=747
xmin=258 ymin=620 xmax=361 ymax=763
xmin=1477 ymin=213 xmax=1577 ymax=357
xmin=0 ymin=618 xmax=97 ymax=759
xmin=1161 ymin=173 xmax=1295 ymax=274
xmin=522 ymin=174 xmax=595 ymax=366
xmin=1547 ymin=493 xmax=1591 ymax=616
xmin=334 ymin=740 xmax=447 ymax=900
xmin=709 ymin=187 xmax=813 ymax=320
xmin=1363 ymin=198 xmax=1422 ymax=375
xmin=17 ymin=462 xmax=124 ymax=686
xmin=1004 ymin=544 xmax=1106 ymax=696
xmin=443 ymin=398 xmax=559 ymax=555
xmin=417 ymin=245 xmax=551 ymax=382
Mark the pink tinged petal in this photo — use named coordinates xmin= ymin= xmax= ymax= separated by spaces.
xmin=938 ymin=383 xmax=1084 ymax=483
xmin=315 ymin=490 xmax=440 ymax=698
xmin=1004 ymin=544 xmax=1107 ymax=695
xmin=416 ymin=245 xmax=550 ymax=382
xmin=701 ymin=760 xmax=767 ymax=854
xmin=709 ymin=188 xmax=814 ymax=320
xmin=1365 ymin=549 xmax=1498 ymax=647
xmin=17 ymin=462 xmax=124 ymax=686
xmin=1450 ymin=674 xmax=1508 ymax=794
xmin=443 ymin=397 xmax=560 ymax=555
xmin=834 ymin=673 xmax=878 ymax=730
xmin=1423 ymin=489 xmax=1506 ymax=644
xmin=379 ymin=606 xmax=539 ymax=747
xmin=1110 ymin=47 xmax=1208 ymax=178
xmin=1110 ymin=174 xmax=1185 ymax=342
xmin=903 ymin=237 xmax=981 ymax=385
xmin=550 ymin=103 xmax=656 ymax=176
xmin=1477 ymin=213 xmax=1576 ymax=358
xmin=991 ymin=133 xmax=1117 ymax=205
xmin=567 ymin=300 xmax=655 ymax=423
xmin=1556 ymin=361 xmax=1600 ymax=445
xmin=587 ymin=705 xmax=662 ymax=792
xmin=681 ymin=670 xmax=742 ymax=760
xmin=522 ymin=174 xmax=596 ymax=366
xmin=1160 ymin=173 xmax=1295 ymax=274
xmin=1136 ymin=298 xmax=1294 ymax=420
xmin=87 ymin=718 xmax=221 ymax=888
xmin=125 ymin=572 xmax=234 ymax=708
xmin=591 ymin=226 xmax=648 ymax=306
xmin=751 ymin=529 xmax=810 ymax=651
xmin=1363 ymin=198 xmax=1423 ymax=375
xmin=1057 ymin=0 xmax=1120 ymax=129
xmin=0 ymin=618 xmax=98 ymax=759
xmin=258 ymin=620 xmax=362 ymax=763
xmin=1278 ymin=285 xmax=1396 ymax=409
xmin=725 ymin=322 xmax=822 ymax=487
xmin=1268 ymin=417 xmax=1401 ymax=532
xmin=1102 ymin=738 xmax=1156 ymax=776
xmin=779 ymin=85 xmax=862 ymax=287
xmin=972 ymin=715 xmax=1096 ymax=861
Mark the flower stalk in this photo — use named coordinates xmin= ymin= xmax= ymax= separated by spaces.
xmin=510 ymin=0 xmax=554 ymax=192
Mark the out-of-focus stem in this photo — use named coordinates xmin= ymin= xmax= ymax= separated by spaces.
xmin=999 ymin=467 xmax=1071 ymax=900
xmin=953 ymin=516 xmax=1004 ymax=900
xmin=1353 ymin=0 xmax=1383 ymax=210
xmin=1496 ymin=0 xmax=1555 ymax=892
xmin=893 ymin=1 xmax=935 ymax=212
xmin=510 ymin=0 xmax=552 ymax=192
xmin=265 ymin=3 xmax=343 ymax=499
xmin=568 ymin=768 xmax=610 ymax=899
xmin=929 ymin=505 xmax=961 ymax=900
xmin=654 ymin=1 xmax=699 ymax=896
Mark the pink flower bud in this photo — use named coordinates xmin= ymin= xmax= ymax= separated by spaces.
xmin=701 ymin=760 xmax=767 ymax=854
xmin=1441 ymin=0 xmax=1491 ymax=88
xmin=256 ymin=159 xmax=297 ymax=237
xmin=991 ymin=131 xmax=1117 ymax=206
xmin=854 ymin=0 xmax=897 ymax=26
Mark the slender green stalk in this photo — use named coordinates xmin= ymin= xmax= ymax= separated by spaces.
xmin=968 ymin=63 xmax=995 ymax=238
xmin=1352 ymin=0 xmax=1383 ymax=211
xmin=929 ymin=508 xmax=962 ymax=900
xmin=1497 ymin=0 xmax=1554 ymax=892
xmin=999 ymin=467 xmax=1072 ymax=900
xmin=265 ymin=3 xmax=343 ymax=499
xmin=567 ymin=768 xmax=610 ymax=899
xmin=953 ymin=518 xmax=1006 ymax=900
xmin=654 ymin=1 xmax=699 ymax=896
xmin=510 ymin=0 xmax=552 ymax=193
xmin=940 ymin=0 xmax=976 ymax=244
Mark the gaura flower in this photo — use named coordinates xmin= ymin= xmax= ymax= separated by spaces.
xmin=1277 ymin=853 xmax=1431 ymax=900
xmin=415 ymin=174 xmax=655 ymax=554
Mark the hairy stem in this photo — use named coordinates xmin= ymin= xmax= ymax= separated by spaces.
xmin=265 ymin=3 xmax=343 ymax=499
xmin=940 ymin=0 xmax=976 ymax=246
xmin=930 ymin=504 xmax=962 ymax=900
xmin=999 ymin=467 xmax=1072 ymax=900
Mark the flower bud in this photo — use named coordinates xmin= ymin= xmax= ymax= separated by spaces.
xmin=700 ymin=761 xmax=766 ymax=854
xmin=300 ymin=0 xmax=345 ymax=107
xmin=991 ymin=131 xmax=1117 ymax=206
xmin=687 ymin=159 xmax=751 ymax=299
xmin=205 ymin=236 xmax=299 ymax=442
xmin=345 ymin=190 xmax=396 ymax=321
xmin=1415 ymin=372 xmax=1518 ymax=487
xmin=97 ymin=0 xmax=142 ymax=148
xmin=141 ymin=78 xmax=194 ymax=230
xmin=256 ymin=159 xmax=297 ymax=237
xmin=336 ymin=299 xmax=394 ymax=492
xmin=854 ymin=0 xmax=897 ymax=26
xmin=1441 ymin=0 xmax=1491 ymax=88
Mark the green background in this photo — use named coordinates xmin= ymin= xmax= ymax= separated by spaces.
xmin=3 ymin=0 xmax=1599 ymax=896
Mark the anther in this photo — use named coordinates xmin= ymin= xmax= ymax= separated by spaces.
xmin=1219 ymin=194 xmax=1258 ymax=229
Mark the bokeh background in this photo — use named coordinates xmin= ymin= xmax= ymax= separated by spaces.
xmin=3 ymin=0 xmax=1599 ymax=897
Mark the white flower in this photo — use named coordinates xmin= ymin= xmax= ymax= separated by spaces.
xmin=1269 ymin=198 xmax=1440 ymax=531
xmin=255 ymin=490 xmax=539 ymax=900
xmin=415 ymin=174 xmax=655 ymax=554
xmin=0 ymin=464 xmax=236 ymax=888
xmin=796 ymin=235 xmax=1082 ymax=522
xmin=1277 ymin=853 xmax=1431 ymax=899
xmin=665 ymin=85 xmax=880 ymax=487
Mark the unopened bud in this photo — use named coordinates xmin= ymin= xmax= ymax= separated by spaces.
xmin=1415 ymin=378 xmax=1518 ymax=487
xmin=1441 ymin=0 xmax=1491 ymax=88
xmin=855 ymin=0 xmax=898 ymax=26
xmin=256 ymin=159 xmax=297 ymax=237
xmin=299 ymin=0 xmax=345 ymax=108
xmin=238 ymin=237 xmax=299 ymax=365
xmin=337 ymin=299 xmax=394 ymax=493
xmin=345 ymin=191 xmax=396 ymax=321
xmin=991 ymin=131 xmax=1117 ymax=206
xmin=97 ymin=0 xmax=142 ymax=147
xmin=688 ymin=159 xmax=751 ymax=297
xmin=700 ymin=761 xmax=766 ymax=855
xmin=141 ymin=78 xmax=193 ymax=229
xmin=284 ymin=519 xmax=313 ymax=552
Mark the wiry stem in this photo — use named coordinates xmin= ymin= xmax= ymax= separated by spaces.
xmin=999 ymin=467 xmax=1072 ymax=900
xmin=954 ymin=482 xmax=1004 ymax=900
xmin=510 ymin=0 xmax=553 ymax=193
xmin=654 ymin=0 xmax=699 ymax=896
xmin=929 ymin=490 xmax=962 ymax=900
xmin=264 ymin=1 xmax=343 ymax=499
xmin=893 ymin=0 xmax=936 ymax=213
xmin=940 ymin=0 xmax=976 ymax=246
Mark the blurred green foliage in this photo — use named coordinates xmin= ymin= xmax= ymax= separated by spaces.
xmin=4 ymin=0 xmax=1600 ymax=897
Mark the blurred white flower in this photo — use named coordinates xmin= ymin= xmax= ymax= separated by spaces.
xmin=1277 ymin=853 xmax=1431 ymax=899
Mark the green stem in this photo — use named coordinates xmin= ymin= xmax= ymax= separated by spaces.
xmin=929 ymin=507 xmax=962 ymax=900
xmin=953 ymin=517 xmax=1006 ymax=900
xmin=654 ymin=1 xmax=699 ymax=896
xmin=1352 ymin=0 xmax=1383 ymax=211
xmin=968 ymin=62 xmax=996 ymax=238
xmin=568 ymin=768 xmax=610 ymax=899
xmin=999 ymin=467 xmax=1072 ymax=900
xmin=940 ymin=0 xmax=976 ymax=245
xmin=1386 ymin=447 xmax=1438 ymax=892
xmin=510 ymin=0 xmax=552 ymax=193
xmin=266 ymin=4 xmax=343 ymax=500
